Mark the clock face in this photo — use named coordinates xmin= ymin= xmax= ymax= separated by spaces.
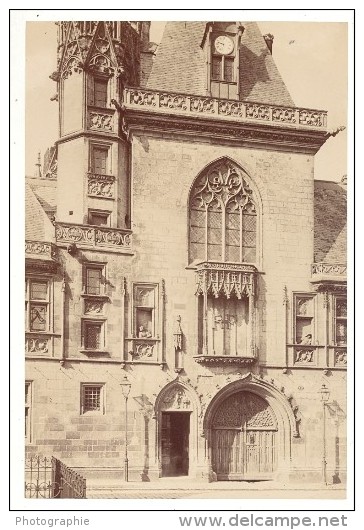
xmin=214 ymin=35 xmax=234 ymax=55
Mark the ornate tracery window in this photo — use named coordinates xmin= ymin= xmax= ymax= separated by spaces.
xmin=190 ymin=160 xmax=259 ymax=364
xmin=189 ymin=159 xmax=257 ymax=265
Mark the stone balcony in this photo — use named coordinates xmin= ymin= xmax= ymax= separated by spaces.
xmin=124 ymin=87 xmax=328 ymax=131
xmin=54 ymin=222 xmax=132 ymax=254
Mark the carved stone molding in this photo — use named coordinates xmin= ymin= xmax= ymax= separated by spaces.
xmin=212 ymin=391 xmax=277 ymax=428
xmin=125 ymin=111 xmax=327 ymax=154
xmin=124 ymin=87 xmax=327 ymax=131
xmin=87 ymin=173 xmax=115 ymax=198
xmin=335 ymin=349 xmax=347 ymax=366
xmin=25 ymin=241 xmax=58 ymax=261
xmin=26 ymin=334 xmax=50 ymax=355
xmin=88 ymin=111 xmax=114 ymax=131
xmin=161 ymin=385 xmax=193 ymax=411
xmin=194 ymin=355 xmax=256 ymax=366
xmin=195 ymin=262 xmax=256 ymax=298
xmin=294 ymin=348 xmax=315 ymax=364
xmin=312 ymin=263 xmax=347 ymax=277
xmin=84 ymin=299 xmax=104 ymax=314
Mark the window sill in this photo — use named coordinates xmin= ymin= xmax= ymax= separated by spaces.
xmin=81 ymin=293 xmax=110 ymax=301
xmin=126 ymin=337 xmax=160 ymax=341
xmin=80 ymin=349 xmax=109 ymax=355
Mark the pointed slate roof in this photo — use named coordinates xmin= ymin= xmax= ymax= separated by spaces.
xmin=314 ymin=180 xmax=347 ymax=263
xmin=25 ymin=183 xmax=55 ymax=242
xmin=145 ymin=21 xmax=294 ymax=107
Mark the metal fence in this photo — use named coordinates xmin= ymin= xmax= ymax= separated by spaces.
xmin=25 ymin=455 xmax=86 ymax=498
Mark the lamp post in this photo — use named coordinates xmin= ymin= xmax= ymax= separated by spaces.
xmin=120 ymin=375 xmax=132 ymax=482
xmin=320 ymin=383 xmax=330 ymax=485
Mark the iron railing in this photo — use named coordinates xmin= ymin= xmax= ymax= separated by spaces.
xmin=24 ymin=455 xmax=86 ymax=499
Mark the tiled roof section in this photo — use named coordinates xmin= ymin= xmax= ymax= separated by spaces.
xmin=25 ymin=183 xmax=55 ymax=242
xmin=145 ymin=22 xmax=207 ymax=94
xmin=314 ymin=180 xmax=347 ymax=263
xmin=239 ymin=22 xmax=294 ymax=106
xmin=26 ymin=176 xmax=57 ymax=216
xmin=145 ymin=21 xmax=294 ymax=107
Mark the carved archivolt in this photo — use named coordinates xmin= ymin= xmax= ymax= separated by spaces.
xmin=212 ymin=391 xmax=277 ymax=429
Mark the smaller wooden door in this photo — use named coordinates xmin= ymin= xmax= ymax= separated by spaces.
xmin=212 ymin=392 xmax=277 ymax=480
xmin=161 ymin=412 xmax=190 ymax=477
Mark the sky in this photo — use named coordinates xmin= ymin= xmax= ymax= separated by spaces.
xmin=25 ymin=19 xmax=348 ymax=182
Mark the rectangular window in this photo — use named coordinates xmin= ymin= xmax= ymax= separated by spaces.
xmin=94 ymin=78 xmax=108 ymax=107
xmin=81 ymin=384 xmax=105 ymax=414
xmin=224 ymin=57 xmax=234 ymax=82
xmin=25 ymin=382 xmax=32 ymax=442
xmin=133 ymin=284 xmax=158 ymax=338
xmin=92 ymin=146 xmax=108 ymax=174
xmin=335 ymin=297 xmax=347 ymax=345
xmin=82 ymin=318 xmax=106 ymax=352
xmin=85 ymin=266 xmax=103 ymax=295
xmin=212 ymin=56 xmax=222 ymax=80
xmin=84 ymin=322 xmax=102 ymax=349
xmin=88 ymin=209 xmax=110 ymax=226
xmin=294 ymin=295 xmax=314 ymax=344
xmin=25 ymin=279 xmax=50 ymax=332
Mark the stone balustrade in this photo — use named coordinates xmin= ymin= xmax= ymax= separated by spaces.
xmin=311 ymin=263 xmax=347 ymax=279
xmin=55 ymin=222 xmax=132 ymax=253
xmin=124 ymin=87 xmax=327 ymax=130
xmin=25 ymin=241 xmax=57 ymax=260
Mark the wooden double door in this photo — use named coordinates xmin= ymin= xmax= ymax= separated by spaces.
xmin=212 ymin=391 xmax=277 ymax=480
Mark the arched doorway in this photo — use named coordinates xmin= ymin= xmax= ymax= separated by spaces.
xmin=211 ymin=391 xmax=277 ymax=480
xmin=154 ymin=381 xmax=200 ymax=478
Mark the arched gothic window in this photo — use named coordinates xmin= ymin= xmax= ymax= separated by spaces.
xmin=189 ymin=159 xmax=257 ymax=264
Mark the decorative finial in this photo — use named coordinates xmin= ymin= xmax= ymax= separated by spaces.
xmin=35 ymin=151 xmax=42 ymax=178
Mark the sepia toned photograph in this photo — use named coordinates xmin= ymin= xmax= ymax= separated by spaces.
xmin=21 ymin=14 xmax=349 ymax=503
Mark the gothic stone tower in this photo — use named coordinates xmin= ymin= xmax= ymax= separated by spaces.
xmin=51 ymin=21 xmax=148 ymax=229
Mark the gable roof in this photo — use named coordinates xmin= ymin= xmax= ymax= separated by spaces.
xmin=314 ymin=180 xmax=347 ymax=264
xmin=26 ymin=176 xmax=57 ymax=216
xmin=145 ymin=21 xmax=294 ymax=107
xmin=25 ymin=183 xmax=55 ymax=242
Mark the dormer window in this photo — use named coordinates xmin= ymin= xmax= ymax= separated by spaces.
xmin=207 ymin=23 xmax=244 ymax=100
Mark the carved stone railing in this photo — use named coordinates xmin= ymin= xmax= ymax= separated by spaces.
xmin=55 ymin=222 xmax=132 ymax=253
xmin=124 ymin=87 xmax=328 ymax=130
xmin=87 ymin=173 xmax=115 ymax=199
xmin=312 ymin=263 xmax=347 ymax=277
xmin=195 ymin=262 xmax=256 ymax=298
xmin=25 ymin=241 xmax=57 ymax=260
xmin=88 ymin=108 xmax=115 ymax=132
xmin=311 ymin=263 xmax=347 ymax=289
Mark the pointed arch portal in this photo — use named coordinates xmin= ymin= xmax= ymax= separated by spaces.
xmin=203 ymin=375 xmax=296 ymax=481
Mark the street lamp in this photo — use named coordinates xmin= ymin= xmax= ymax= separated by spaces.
xmin=120 ymin=375 xmax=132 ymax=482
xmin=320 ymin=383 xmax=330 ymax=486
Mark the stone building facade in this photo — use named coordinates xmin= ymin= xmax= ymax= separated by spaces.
xmin=25 ymin=21 xmax=347 ymax=486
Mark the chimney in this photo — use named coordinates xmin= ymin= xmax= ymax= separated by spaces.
xmin=263 ymin=33 xmax=274 ymax=54
xmin=140 ymin=21 xmax=151 ymax=52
